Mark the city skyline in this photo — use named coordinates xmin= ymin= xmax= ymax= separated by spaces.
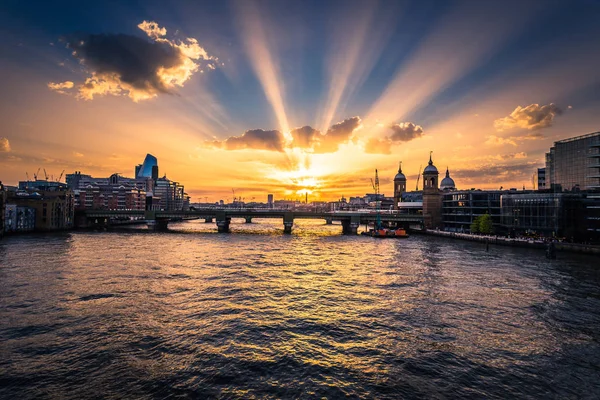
xmin=1 ymin=1 xmax=600 ymax=201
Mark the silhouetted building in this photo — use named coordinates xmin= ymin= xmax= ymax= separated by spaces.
xmin=501 ymin=192 xmax=590 ymax=241
xmin=268 ymin=194 xmax=274 ymax=208
xmin=393 ymin=162 xmax=407 ymax=209
xmin=537 ymin=168 xmax=546 ymax=190
xmin=422 ymin=153 xmax=442 ymax=229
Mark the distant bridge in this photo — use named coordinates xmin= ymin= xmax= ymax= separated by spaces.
xmin=77 ymin=208 xmax=424 ymax=234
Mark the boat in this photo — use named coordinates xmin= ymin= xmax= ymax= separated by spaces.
xmin=361 ymin=228 xmax=409 ymax=238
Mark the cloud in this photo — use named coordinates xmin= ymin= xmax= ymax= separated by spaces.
xmin=204 ymin=117 xmax=362 ymax=154
xmin=453 ymin=162 xmax=539 ymax=184
xmin=363 ymin=121 xmax=423 ymax=154
xmin=47 ymin=81 xmax=74 ymax=94
xmin=290 ymin=126 xmax=320 ymax=149
xmin=500 ymin=152 xmax=527 ymax=160
xmin=207 ymin=129 xmax=285 ymax=152
xmin=50 ymin=21 xmax=216 ymax=101
xmin=485 ymin=135 xmax=517 ymax=146
xmin=0 ymin=137 xmax=10 ymax=152
xmin=73 ymin=151 xmax=84 ymax=157
xmin=315 ymin=116 xmax=361 ymax=153
xmin=389 ymin=122 xmax=423 ymax=142
xmin=494 ymin=103 xmax=563 ymax=131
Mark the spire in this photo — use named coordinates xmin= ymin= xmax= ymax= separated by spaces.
xmin=428 ymin=151 xmax=433 ymax=165
xmin=398 ymin=161 xmax=402 ymax=173
xmin=446 ymin=167 xmax=450 ymax=178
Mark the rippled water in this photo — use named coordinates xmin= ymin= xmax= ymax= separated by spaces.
xmin=1 ymin=219 xmax=600 ymax=399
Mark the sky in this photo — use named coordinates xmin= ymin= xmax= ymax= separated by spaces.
xmin=1 ymin=0 xmax=600 ymax=202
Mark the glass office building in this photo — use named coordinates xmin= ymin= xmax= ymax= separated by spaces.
xmin=545 ymin=132 xmax=600 ymax=191
xmin=136 ymin=154 xmax=158 ymax=179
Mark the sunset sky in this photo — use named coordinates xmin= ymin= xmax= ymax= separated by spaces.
xmin=1 ymin=0 xmax=600 ymax=202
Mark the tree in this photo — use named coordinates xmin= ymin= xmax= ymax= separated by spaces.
xmin=478 ymin=213 xmax=494 ymax=235
xmin=470 ymin=217 xmax=480 ymax=234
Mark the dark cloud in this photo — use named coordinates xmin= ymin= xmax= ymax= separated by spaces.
xmin=67 ymin=33 xmax=184 ymax=95
xmin=207 ymin=129 xmax=285 ymax=152
xmin=363 ymin=121 xmax=423 ymax=154
xmin=315 ymin=116 xmax=361 ymax=153
xmin=389 ymin=122 xmax=423 ymax=142
xmin=494 ymin=103 xmax=563 ymax=131
xmin=48 ymin=21 xmax=215 ymax=102
xmin=290 ymin=126 xmax=320 ymax=148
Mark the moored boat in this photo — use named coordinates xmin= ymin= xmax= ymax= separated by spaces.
xmin=361 ymin=228 xmax=409 ymax=238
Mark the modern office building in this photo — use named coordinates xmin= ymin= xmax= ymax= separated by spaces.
xmin=441 ymin=190 xmax=507 ymax=232
xmin=500 ymin=192 xmax=592 ymax=241
xmin=136 ymin=153 xmax=159 ymax=179
xmin=537 ymin=168 xmax=546 ymax=190
xmin=545 ymin=131 xmax=600 ymax=191
xmin=267 ymin=194 xmax=274 ymax=208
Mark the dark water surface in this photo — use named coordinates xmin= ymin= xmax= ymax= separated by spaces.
xmin=1 ymin=219 xmax=600 ymax=399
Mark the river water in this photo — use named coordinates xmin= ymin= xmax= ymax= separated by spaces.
xmin=1 ymin=219 xmax=599 ymax=399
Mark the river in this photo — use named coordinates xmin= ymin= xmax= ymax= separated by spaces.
xmin=1 ymin=219 xmax=599 ymax=399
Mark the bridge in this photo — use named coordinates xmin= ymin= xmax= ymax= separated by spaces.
xmin=77 ymin=209 xmax=424 ymax=234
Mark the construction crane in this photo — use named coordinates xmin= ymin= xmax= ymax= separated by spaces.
xmin=33 ymin=168 xmax=40 ymax=181
xmin=26 ymin=172 xmax=30 ymax=181
xmin=57 ymin=170 xmax=65 ymax=182
xmin=231 ymin=188 xmax=236 ymax=203
xmin=370 ymin=169 xmax=382 ymax=230
xmin=43 ymin=169 xmax=48 ymax=180
xmin=416 ymin=165 xmax=422 ymax=190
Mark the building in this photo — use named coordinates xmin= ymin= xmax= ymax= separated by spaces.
xmin=501 ymin=192 xmax=590 ymax=241
xmin=136 ymin=153 xmax=159 ymax=179
xmin=545 ymin=131 xmax=600 ymax=191
xmin=442 ymin=190 xmax=506 ymax=233
xmin=440 ymin=168 xmax=456 ymax=191
xmin=267 ymin=194 xmax=274 ymax=208
xmin=6 ymin=184 xmax=74 ymax=231
xmin=393 ymin=162 xmax=407 ymax=209
xmin=422 ymin=153 xmax=442 ymax=229
xmin=537 ymin=168 xmax=546 ymax=190
xmin=4 ymin=205 xmax=36 ymax=233
xmin=153 ymin=177 xmax=186 ymax=211
xmin=67 ymin=172 xmax=148 ymax=210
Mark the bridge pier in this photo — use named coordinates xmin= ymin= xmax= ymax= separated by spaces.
xmin=245 ymin=217 xmax=252 ymax=224
xmin=341 ymin=216 xmax=360 ymax=235
xmin=204 ymin=217 xmax=213 ymax=223
xmin=216 ymin=218 xmax=230 ymax=233
xmin=147 ymin=219 xmax=169 ymax=232
xmin=325 ymin=217 xmax=333 ymax=225
xmin=283 ymin=213 xmax=294 ymax=234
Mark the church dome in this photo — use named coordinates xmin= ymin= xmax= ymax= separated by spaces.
xmin=423 ymin=153 xmax=438 ymax=174
xmin=394 ymin=162 xmax=406 ymax=181
xmin=440 ymin=167 xmax=456 ymax=190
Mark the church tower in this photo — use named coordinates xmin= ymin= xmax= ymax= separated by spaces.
xmin=393 ymin=162 xmax=406 ymax=210
xmin=422 ymin=152 xmax=443 ymax=229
